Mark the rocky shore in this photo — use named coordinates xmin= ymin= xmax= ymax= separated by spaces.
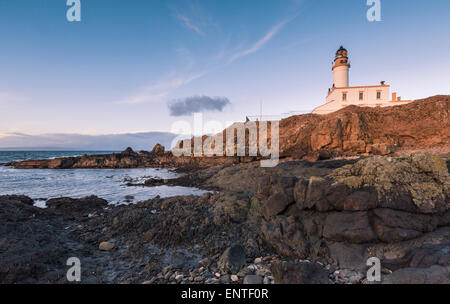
xmin=8 ymin=96 xmax=449 ymax=170
xmin=1 ymin=152 xmax=448 ymax=284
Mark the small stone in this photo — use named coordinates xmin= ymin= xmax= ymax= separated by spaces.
xmin=142 ymin=277 xmax=156 ymax=284
xmin=175 ymin=274 xmax=184 ymax=281
xmin=243 ymin=275 xmax=263 ymax=284
xmin=231 ymin=275 xmax=239 ymax=282
xmin=164 ymin=271 xmax=173 ymax=281
xmin=113 ymin=217 xmax=119 ymax=226
xmin=254 ymin=257 xmax=262 ymax=264
xmin=215 ymin=273 xmax=221 ymax=278
xmin=99 ymin=241 xmax=115 ymax=251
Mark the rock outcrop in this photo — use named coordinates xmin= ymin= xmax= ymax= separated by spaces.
xmin=279 ymin=95 xmax=449 ymax=159
xmin=9 ymin=96 xmax=449 ymax=170
xmin=249 ymin=153 xmax=449 ymax=283
xmin=10 ymin=146 xmax=248 ymax=170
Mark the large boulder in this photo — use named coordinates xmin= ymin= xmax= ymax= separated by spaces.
xmin=261 ymin=188 xmax=294 ymax=219
xmin=329 ymin=153 xmax=449 ymax=214
xmin=217 ymin=244 xmax=247 ymax=274
xmin=121 ymin=147 xmax=137 ymax=156
xmin=151 ymin=144 xmax=165 ymax=155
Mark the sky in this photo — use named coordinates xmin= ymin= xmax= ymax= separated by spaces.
xmin=1 ymin=0 xmax=450 ymax=138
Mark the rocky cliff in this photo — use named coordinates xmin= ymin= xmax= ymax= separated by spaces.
xmin=279 ymin=95 xmax=449 ymax=159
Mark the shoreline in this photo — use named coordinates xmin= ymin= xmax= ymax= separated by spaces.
xmin=1 ymin=152 xmax=449 ymax=284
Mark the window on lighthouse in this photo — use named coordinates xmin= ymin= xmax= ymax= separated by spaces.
xmin=342 ymin=93 xmax=347 ymax=101
xmin=359 ymin=92 xmax=364 ymax=100
xmin=377 ymin=91 xmax=382 ymax=99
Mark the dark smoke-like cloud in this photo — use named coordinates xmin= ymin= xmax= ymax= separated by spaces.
xmin=168 ymin=95 xmax=230 ymax=116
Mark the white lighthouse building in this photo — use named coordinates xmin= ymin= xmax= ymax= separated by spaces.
xmin=312 ymin=46 xmax=411 ymax=115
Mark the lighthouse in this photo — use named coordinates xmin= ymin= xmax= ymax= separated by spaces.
xmin=332 ymin=46 xmax=350 ymax=88
xmin=312 ymin=46 xmax=412 ymax=115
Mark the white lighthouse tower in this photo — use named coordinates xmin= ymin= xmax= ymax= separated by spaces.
xmin=332 ymin=46 xmax=350 ymax=88
xmin=312 ymin=46 xmax=412 ymax=115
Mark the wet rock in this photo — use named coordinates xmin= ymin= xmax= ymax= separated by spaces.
xmin=124 ymin=195 xmax=134 ymax=202
xmin=0 ymin=195 xmax=34 ymax=206
xmin=0 ymin=195 xmax=94 ymax=284
xmin=46 ymin=196 xmax=108 ymax=216
xmin=218 ymin=244 xmax=246 ymax=274
xmin=271 ymin=261 xmax=331 ymax=284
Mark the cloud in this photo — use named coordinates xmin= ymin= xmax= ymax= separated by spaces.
xmin=117 ymin=14 xmax=297 ymax=106
xmin=117 ymin=72 xmax=206 ymax=104
xmin=174 ymin=13 xmax=204 ymax=35
xmin=168 ymin=95 xmax=230 ymax=116
xmin=0 ymin=132 xmax=178 ymax=151
xmin=228 ymin=17 xmax=294 ymax=64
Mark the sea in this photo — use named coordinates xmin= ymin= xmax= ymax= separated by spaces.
xmin=0 ymin=151 xmax=209 ymax=208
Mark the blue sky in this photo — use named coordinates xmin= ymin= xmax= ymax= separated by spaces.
xmin=1 ymin=0 xmax=449 ymax=136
